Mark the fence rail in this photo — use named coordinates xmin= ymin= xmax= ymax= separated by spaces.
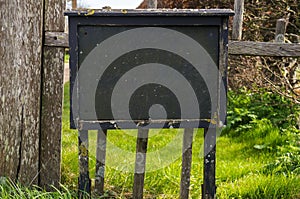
xmin=229 ymin=41 xmax=300 ymax=57
xmin=45 ymin=32 xmax=300 ymax=57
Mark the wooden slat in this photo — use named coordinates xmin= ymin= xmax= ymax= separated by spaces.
xmin=78 ymin=130 xmax=91 ymax=198
xmin=232 ymin=0 xmax=244 ymax=40
xmin=95 ymin=130 xmax=107 ymax=196
xmin=45 ymin=32 xmax=69 ymax=48
xmin=202 ymin=128 xmax=216 ymax=199
xmin=72 ymin=0 xmax=77 ymax=9
xmin=133 ymin=128 xmax=149 ymax=199
xmin=275 ymin=19 xmax=287 ymax=43
xmin=229 ymin=40 xmax=300 ymax=57
xmin=148 ymin=0 xmax=157 ymax=9
xmin=44 ymin=32 xmax=300 ymax=57
xmin=40 ymin=47 xmax=64 ymax=189
xmin=180 ymin=128 xmax=194 ymax=199
xmin=40 ymin=0 xmax=65 ymax=190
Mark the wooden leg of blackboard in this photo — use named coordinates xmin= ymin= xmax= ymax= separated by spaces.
xmin=180 ymin=128 xmax=194 ymax=199
xmin=78 ymin=130 xmax=91 ymax=199
xmin=202 ymin=128 xmax=216 ymax=199
xmin=95 ymin=129 xmax=107 ymax=196
xmin=133 ymin=128 xmax=149 ymax=199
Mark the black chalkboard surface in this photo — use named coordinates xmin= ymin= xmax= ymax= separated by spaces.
xmin=66 ymin=9 xmax=234 ymax=130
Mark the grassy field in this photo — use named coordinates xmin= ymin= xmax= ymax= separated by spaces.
xmin=60 ymin=83 xmax=300 ymax=198
xmin=1 ymin=83 xmax=299 ymax=198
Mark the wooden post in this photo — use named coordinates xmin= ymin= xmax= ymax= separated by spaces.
xmin=72 ymin=0 xmax=77 ymax=9
xmin=40 ymin=0 xmax=65 ymax=190
xmin=232 ymin=0 xmax=244 ymax=40
xmin=202 ymin=128 xmax=216 ymax=199
xmin=147 ymin=0 xmax=157 ymax=9
xmin=0 ymin=0 xmax=44 ymax=185
xmin=95 ymin=130 xmax=107 ymax=195
xmin=275 ymin=19 xmax=287 ymax=43
xmin=180 ymin=128 xmax=194 ymax=199
xmin=133 ymin=128 xmax=149 ymax=199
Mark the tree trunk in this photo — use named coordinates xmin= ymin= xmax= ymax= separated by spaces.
xmin=0 ymin=0 xmax=44 ymax=185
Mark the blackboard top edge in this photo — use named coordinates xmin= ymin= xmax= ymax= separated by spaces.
xmin=64 ymin=9 xmax=234 ymax=17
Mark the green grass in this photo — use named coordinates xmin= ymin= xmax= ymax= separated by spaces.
xmin=1 ymin=83 xmax=299 ymax=198
xmin=0 ymin=178 xmax=76 ymax=199
xmin=60 ymin=83 xmax=300 ymax=198
xmin=64 ymin=52 xmax=69 ymax=63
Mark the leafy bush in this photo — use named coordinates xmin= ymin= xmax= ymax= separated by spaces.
xmin=224 ymin=89 xmax=299 ymax=133
xmin=223 ymin=89 xmax=300 ymax=175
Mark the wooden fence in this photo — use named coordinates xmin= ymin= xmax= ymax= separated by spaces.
xmin=45 ymin=32 xmax=300 ymax=57
xmin=0 ymin=0 xmax=65 ymax=190
xmin=1 ymin=0 xmax=299 ymax=195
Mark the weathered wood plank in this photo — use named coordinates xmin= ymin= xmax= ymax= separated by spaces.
xmin=40 ymin=0 xmax=65 ymax=189
xmin=0 ymin=0 xmax=44 ymax=185
xmin=232 ymin=0 xmax=244 ymax=40
xmin=275 ymin=19 xmax=287 ymax=43
xmin=180 ymin=128 xmax=194 ymax=199
xmin=44 ymin=32 xmax=300 ymax=57
xmin=95 ymin=130 xmax=107 ymax=196
xmin=40 ymin=47 xmax=64 ymax=188
xmin=133 ymin=129 xmax=149 ymax=199
xmin=45 ymin=32 xmax=69 ymax=48
xmin=44 ymin=0 xmax=65 ymax=31
xmin=229 ymin=41 xmax=300 ymax=57
xmin=72 ymin=0 xmax=77 ymax=9
xmin=148 ymin=0 xmax=157 ymax=9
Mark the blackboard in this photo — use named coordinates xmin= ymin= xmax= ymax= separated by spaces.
xmin=66 ymin=10 xmax=233 ymax=130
